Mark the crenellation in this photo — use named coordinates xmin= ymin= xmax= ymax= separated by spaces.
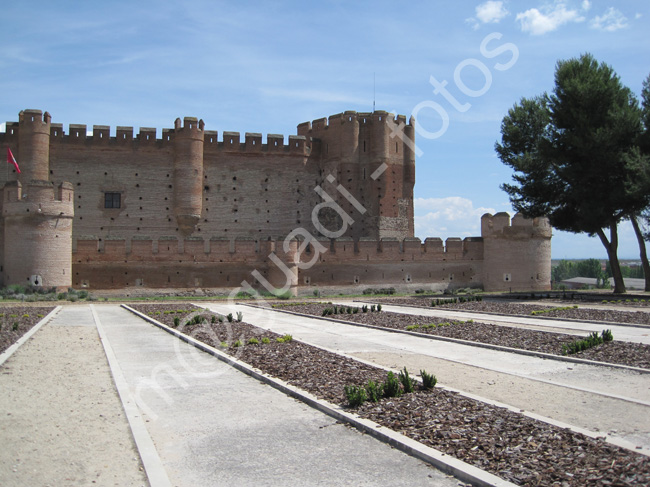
xmin=222 ymin=131 xmax=240 ymax=151
xmin=116 ymin=126 xmax=134 ymax=143
xmin=137 ymin=127 xmax=157 ymax=144
xmin=68 ymin=124 xmax=87 ymax=142
xmin=245 ymin=132 xmax=263 ymax=152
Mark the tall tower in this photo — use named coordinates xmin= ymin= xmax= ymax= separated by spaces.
xmin=2 ymin=109 xmax=74 ymax=289
xmin=173 ymin=117 xmax=204 ymax=235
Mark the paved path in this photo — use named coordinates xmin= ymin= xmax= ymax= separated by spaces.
xmin=93 ymin=305 xmax=464 ymax=486
xmin=347 ymin=301 xmax=650 ymax=345
xmin=202 ymin=302 xmax=650 ymax=451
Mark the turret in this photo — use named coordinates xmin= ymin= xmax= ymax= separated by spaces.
xmin=481 ymin=212 xmax=552 ymax=292
xmin=17 ymin=109 xmax=51 ymax=182
xmin=173 ymin=117 xmax=204 ymax=234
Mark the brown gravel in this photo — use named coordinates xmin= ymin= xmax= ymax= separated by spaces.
xmin=272 ymin=303 xmax=650 ymax=369
xmin=0 ymin=306 xmax=55 ymax=354
xmin=372 ymin=297 xmax=650 ymax=325
xmin=131 ymin=303 xmax=650 ymax=487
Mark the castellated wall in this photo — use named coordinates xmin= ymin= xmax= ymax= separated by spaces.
xmin=0 ymin=108 xmax=551 ymax=293
xmin=70 ymin=235 xmax=484 ymax=291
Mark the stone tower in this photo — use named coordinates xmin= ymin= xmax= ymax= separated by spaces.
xmin=1 ymin=109 xmax=74 ymax=289
xmin=481 ymin=212 xmax=552 ymax=292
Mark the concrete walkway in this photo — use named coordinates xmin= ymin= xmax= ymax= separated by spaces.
xmin=201 ymin=302 xmax=650 ymax=451
xmin=2 ymin=304 xmax=462 ymax=487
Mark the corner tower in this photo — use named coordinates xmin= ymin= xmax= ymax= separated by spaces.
xmin=2 ymin=109 xmax=74 ymax=289
xmin=481 ymin=212 xmax=552 ymax=292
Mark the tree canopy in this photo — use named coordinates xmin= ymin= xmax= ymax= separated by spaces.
xmin=496 ymin=54 xmax=650 ymax=293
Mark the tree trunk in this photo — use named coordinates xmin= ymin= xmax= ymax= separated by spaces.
xmin=596 ymin=224 xmax=626 ymax=294
xmin=630 ymin=215 xmax=650 ymax=292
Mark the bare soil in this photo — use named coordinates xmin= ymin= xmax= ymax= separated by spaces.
xmin=0 ymin=306 xmax=55 ymax=354
xmin=131 ymin=304 xmax=650 ymax=487
xmin=271 ymin=303 xmax=650 ymax=369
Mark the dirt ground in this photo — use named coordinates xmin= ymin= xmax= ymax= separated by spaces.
xmin=0 ymin=323 xmax=148 ymax=487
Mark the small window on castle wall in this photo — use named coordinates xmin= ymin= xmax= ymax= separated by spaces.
xmin=104 ymin=192 xmax=121 ymax=209
xmin=504 ymin=273 xmax=511 ymax=282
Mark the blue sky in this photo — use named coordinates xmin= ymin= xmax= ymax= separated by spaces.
xmin=1 ymin=1 xmax=648 ymax=259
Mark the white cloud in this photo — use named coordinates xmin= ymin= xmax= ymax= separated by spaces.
xmin=475 ymin=1 xmax=509 ymax=24
xmin=581 ymin=0 xmax=591 ymax=12
xmin=590 ymin=7 xmax=628 ymax=32
xmin=467 ymin=1 xmax=509 ymax=30
xmin=414 ymin=196 xmax=496 ymax=239
xmin=635 ymin=13 xmax=642 ymax=20
xmin=515 ymin=3 xmax=585 ymax=35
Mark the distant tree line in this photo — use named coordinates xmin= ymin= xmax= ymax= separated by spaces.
xmin=552 ymin=258 xmax=644 ymax=284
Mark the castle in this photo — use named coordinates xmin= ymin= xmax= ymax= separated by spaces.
xmin=0 ymin=109 xmax=552 ymax=294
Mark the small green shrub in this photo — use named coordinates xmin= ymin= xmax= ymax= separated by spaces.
xmin=602 ymin=329 xmax=613 ymax=342
xmin=362 ymin=305 xmax=368 ymax=313
xmin=12 ymin=322 xmax=19 ymax=331
xmin=37 ymin=314 xmax=43 ymax=318
xmin=383 ymin=371 xmax=402 ymax=398
xmin=370 ymin=305 xmax=376 ymax=312
xmin=261 ymin=337 xmax=271 ymax=344
xmin=398 ymin=367 xmax=414 ymax=393
xmin=377 ymin=304 xmax=382 ymax=312
xmin=247 ymin=337 xmax=259 ymax=345
xmin=281 ymin=334 xmax=293 ymax=343
xmin=211 ymin=315 xmax=217 ymax=323
xmin=22 ymin=314 xmax=29 ymax=318
xmin=236 ymin=311 xmax=243 ymax=322
xmin=344 ymin=385 xmax=367 ymax=407
xmin=220 ymin=341 xmax=228 ymax=348
xmin=227 ymin=313 xmax=234 ymax=323
xmin=364 ymin=380 xmax=382 ymax=402
xmin=233 ymin=340 xmax=243 ymax=347
xmin=406 ymin=325 xmax=420 ymax=331
xmin=420 ymin=370 xmax=437 ymax=390
xmin=173 ymin=317 xmax=180 ymax=327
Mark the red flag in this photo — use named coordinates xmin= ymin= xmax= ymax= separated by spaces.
xmin=7 ymin=148 xmax=20 ymax=173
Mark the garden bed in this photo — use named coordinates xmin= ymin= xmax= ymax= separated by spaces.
xmin=367 ymin=297 xmax=650 ymax=326
xmin=0 ymin=306 xmax=55 ymax=354
xmin=270 ymin=303 xmax=650 ymax=369
xmin=131 ymin=304 xmax=650 ymax=486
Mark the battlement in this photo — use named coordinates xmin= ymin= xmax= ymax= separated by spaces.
xmin=18 ymin=109 xmax=51 ymax=130
xmin=297 ymin=110 xmax=413 ymax=133
xmin=481 ymin=212 xmax=552 ymax=239
xmin=1 ymin=112 xmax=311 ymax=156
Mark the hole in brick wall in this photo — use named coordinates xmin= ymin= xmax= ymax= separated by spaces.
xmin=136 ymin=184 xmax=139 ymax=187
xmin=135 ymin=173 xmax=138 ymax=176
xmin=76 ymin=171 xmax=79 ymax=175
xmin=168 ymin=185 xmax=172 ymax=188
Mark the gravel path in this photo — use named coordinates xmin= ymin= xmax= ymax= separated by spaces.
xmin=132 ymin=304 xmax=650 ymax=487
xmin=371 ymin=297 xmax=650 ymax=325
xmin=0 ymin=306 xmax=55 ymax=354
xmin=0 ymin=307 xmax=148 ymax=487
xmin=271 ymin=303 xmax=650 ymax=369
